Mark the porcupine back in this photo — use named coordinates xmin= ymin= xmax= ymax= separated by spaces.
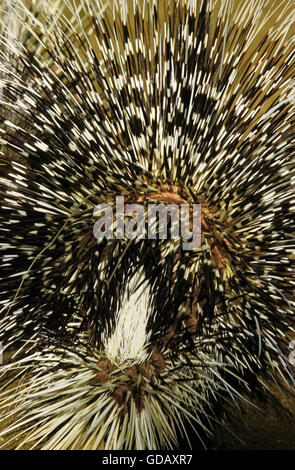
xmin=0 ymin=0 xmax=295 ymax=450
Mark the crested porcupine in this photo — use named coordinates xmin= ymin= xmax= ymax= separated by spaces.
xmin=0 ymin=0 xmax=295 ymax=451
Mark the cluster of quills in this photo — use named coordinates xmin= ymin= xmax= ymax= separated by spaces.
xmin=0 ymin=0 xmax=294 ymax=450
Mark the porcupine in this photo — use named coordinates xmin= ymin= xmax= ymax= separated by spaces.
xmin=0 ymin=0 xmax=295 ymax=450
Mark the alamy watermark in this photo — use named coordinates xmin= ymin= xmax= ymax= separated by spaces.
xmin=93 ymin=196 xmax=201 ymax=250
